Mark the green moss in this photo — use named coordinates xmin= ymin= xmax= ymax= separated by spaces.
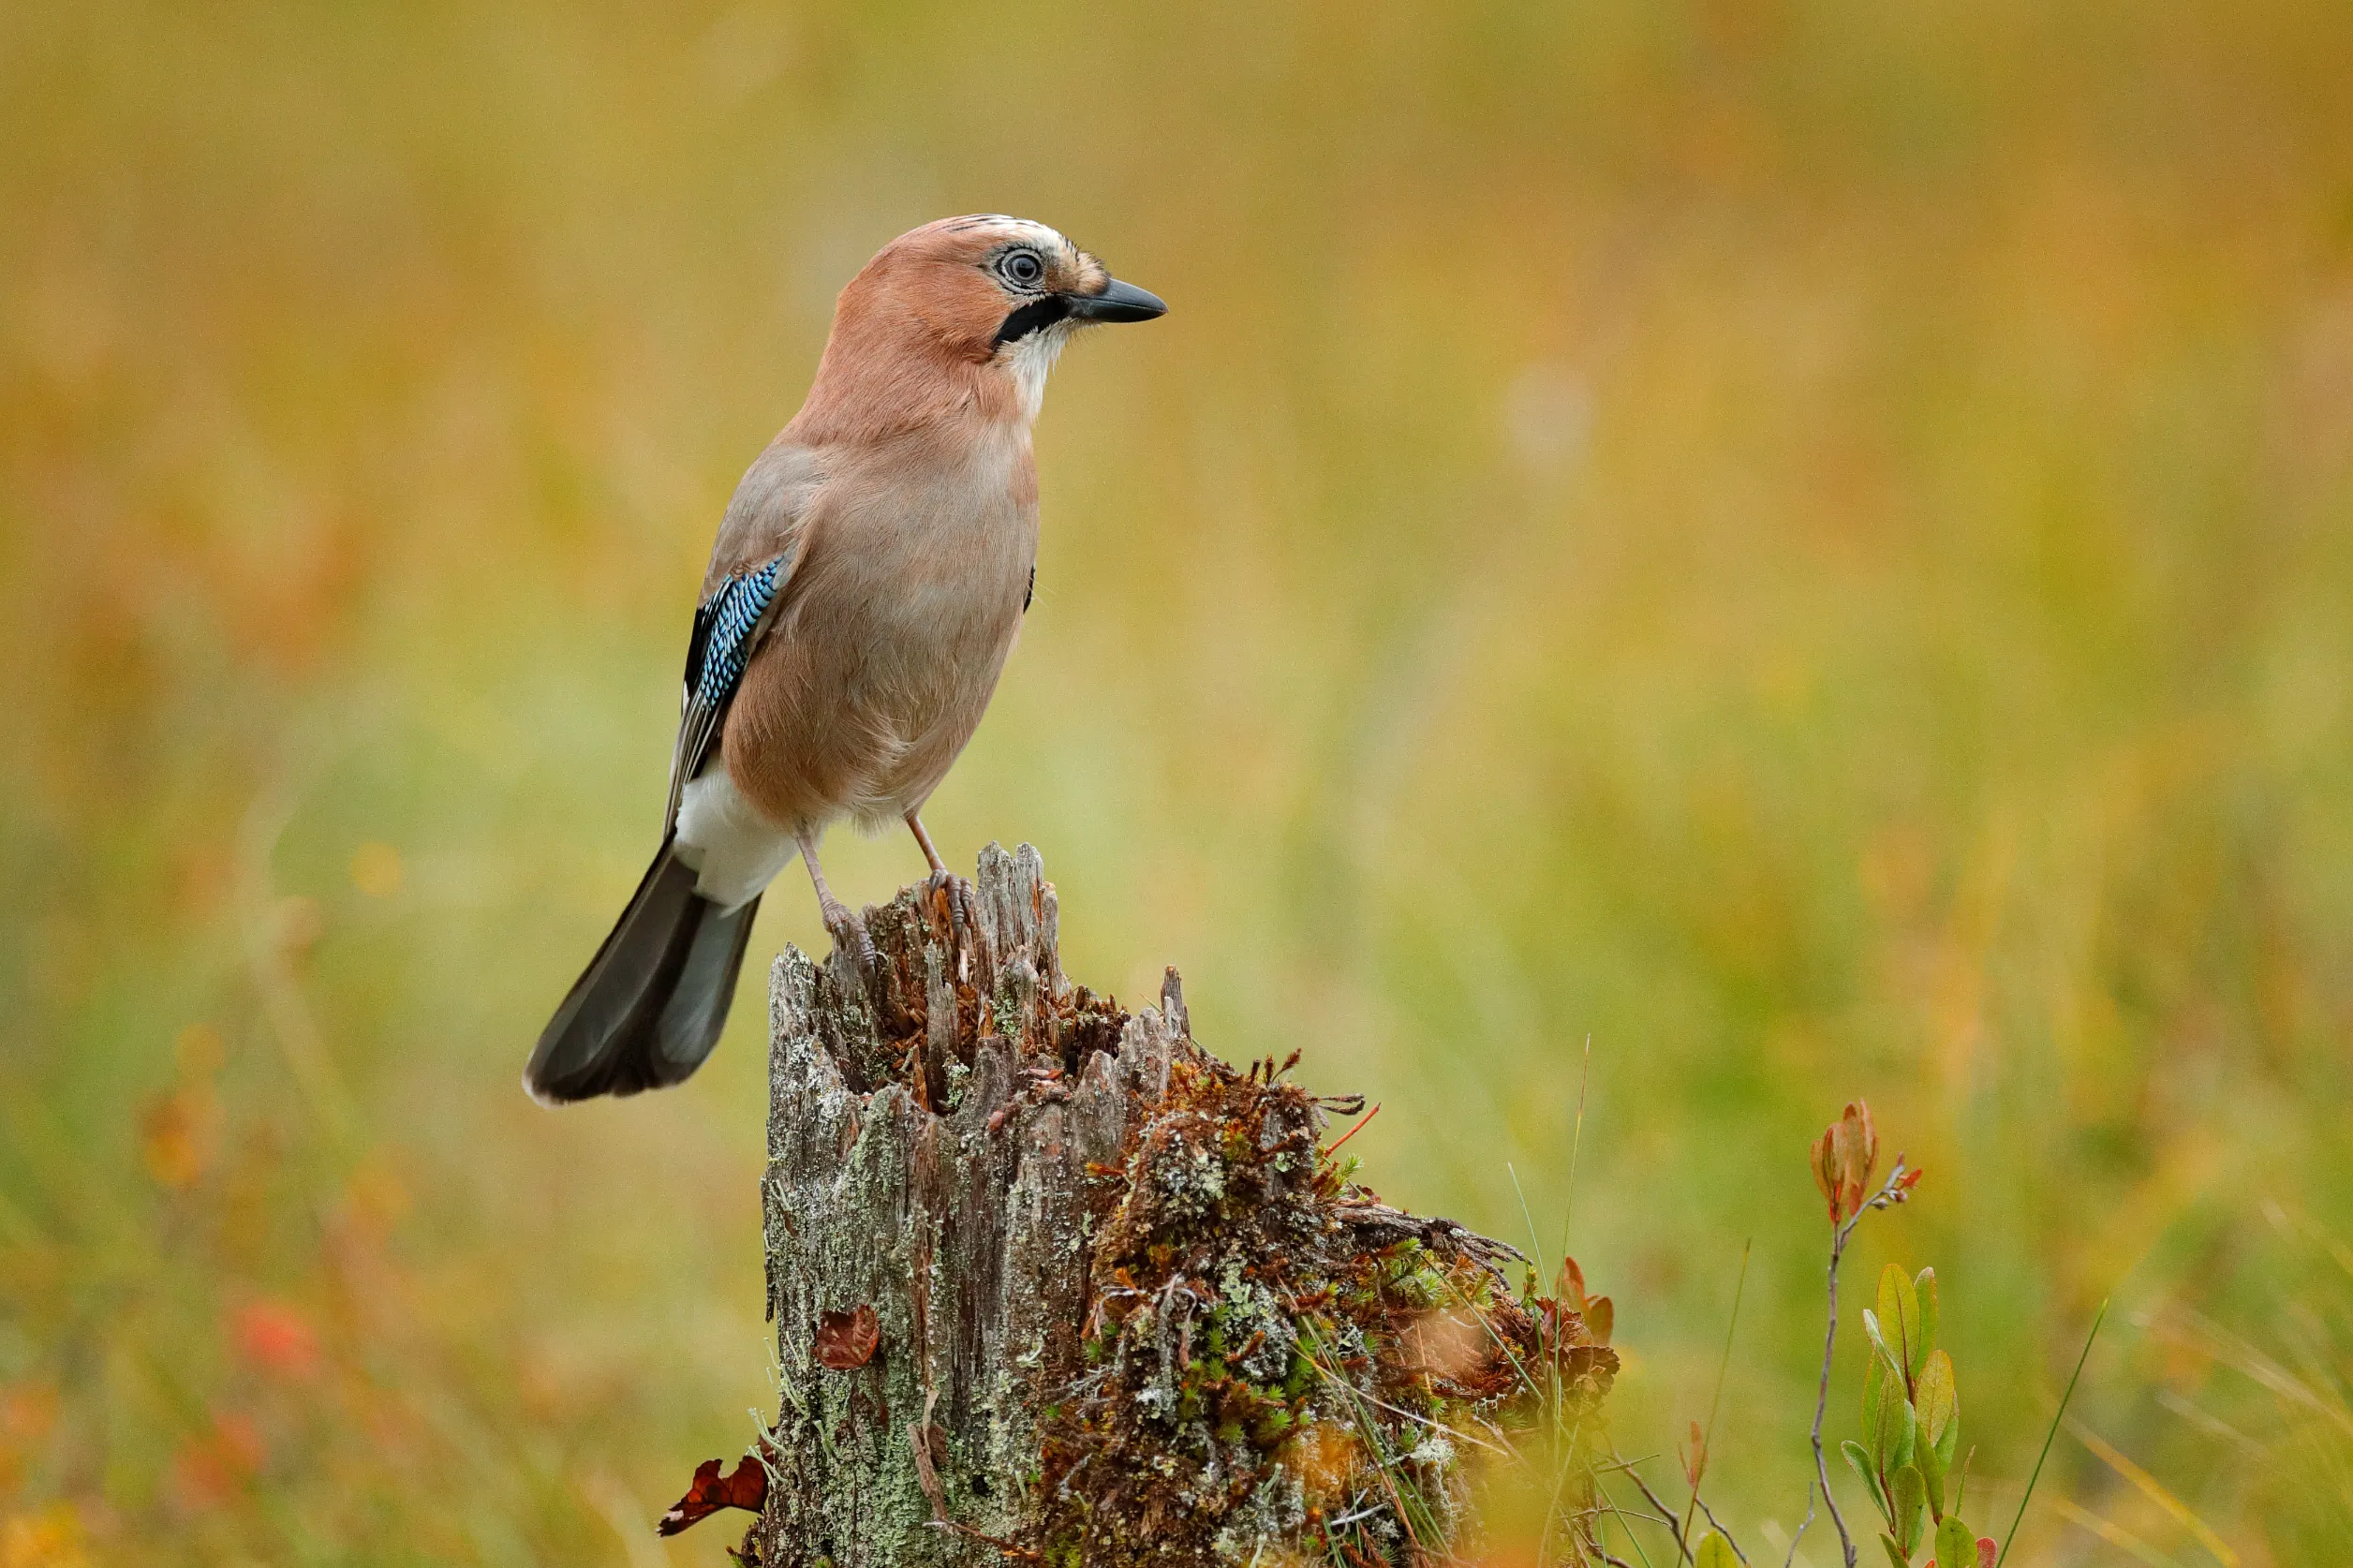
xmin=1029 ymin=1053 xmax=1613 ymax=1566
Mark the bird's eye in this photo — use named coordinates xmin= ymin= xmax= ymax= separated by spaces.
xmin=999 ymin=249 xmax=1045 ymax=288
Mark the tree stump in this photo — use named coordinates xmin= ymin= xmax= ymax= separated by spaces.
xmin=741 ymin=845 xmax=1615 ymax=1567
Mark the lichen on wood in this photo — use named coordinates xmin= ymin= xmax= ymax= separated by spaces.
xmin=743 ymin=845 xmax=1614 ymax=1567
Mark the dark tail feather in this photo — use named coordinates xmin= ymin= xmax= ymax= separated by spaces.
xmin=525 ymin=840 xmax=761 ymax=1103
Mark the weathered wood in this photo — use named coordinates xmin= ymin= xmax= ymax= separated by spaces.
xmin=750 ymin=843 xmax=1178 ymax=1563
xmin=744 ymin=845 xmax=1612 ymax=1567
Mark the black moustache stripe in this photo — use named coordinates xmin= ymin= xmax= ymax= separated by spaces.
xmin=994 ymin=295 xmax=1069 ymax=348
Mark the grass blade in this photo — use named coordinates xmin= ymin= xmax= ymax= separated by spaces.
xmin=1556 ymin=1035 xmax=1592 ymax=1269
xmin=1998 ymin=1295 xmax=2109 ymax=1568
xmin=1681 ymin=1240 xmax=1753 ymax=1548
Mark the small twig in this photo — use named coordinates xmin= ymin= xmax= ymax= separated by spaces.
xmin=1619 ymin=1459 xmax=1693 ymax=1562
xmin=1694 ymin=1494 xmax=1752 ymax=1563
xmin=1326 ymin=1376 xmax=1511 ymax=1456
xmin=921 ymin=1518 xmax=1042 ymax=1561
xmin=1324 ymin=1101 xmax=1382 ymax=1156
xmin=906 ymin=1422 xmax=951 ymax=1524
xmin=1809 ymin=1156 xmax=1915 ymax=1568
xmin=1810 ymin=1219 xmax=1855 ymax=1565
xmin=1621 ymin=1451 xmax=1755 ymax=1564
xmin=1782 ymin=1478 xmax=1816 ymax=1568
xmin=1595 ymin=1478 xmax=1663 ymax=1568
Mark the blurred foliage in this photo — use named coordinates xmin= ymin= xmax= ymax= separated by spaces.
xmin=4 ymin=0 xmax=2352 ymax=1561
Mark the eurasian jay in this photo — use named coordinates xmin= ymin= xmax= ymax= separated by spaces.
xmin=525 ymin=215 xmax=1164 ymax=1103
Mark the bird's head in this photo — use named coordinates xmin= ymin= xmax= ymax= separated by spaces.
xmin=808 ymin=215 xmax=1165 ymax=432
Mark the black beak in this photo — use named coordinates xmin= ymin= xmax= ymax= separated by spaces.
xmin=1062 ymin=276 xmax=1166 ymax=324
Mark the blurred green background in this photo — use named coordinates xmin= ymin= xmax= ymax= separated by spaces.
xmin=6 ymin=0 xmax=2353 ymax=1561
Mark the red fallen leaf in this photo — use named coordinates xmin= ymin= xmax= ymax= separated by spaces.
xmin=657 ymin=1455 xmax=769 ymax=1537
xmin=814 ymin=1304 xmax=880 ymax=1371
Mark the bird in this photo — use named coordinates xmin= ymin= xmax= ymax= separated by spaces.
xmin=525 ymin=215 xmax=1164 ymax=1104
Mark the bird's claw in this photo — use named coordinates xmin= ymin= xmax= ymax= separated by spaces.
xmin=823 ymin=905 xmax=880 ymax=974
xmin=922 ymin=869 xmax=985 ymax=953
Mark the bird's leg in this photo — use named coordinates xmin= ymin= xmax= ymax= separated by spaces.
xmin=795 ymin=828 xmax=877 ymax=970
xmin=906 ymin=811 xmax=950 ymax=877
xmin=906 ymin=810 xmax=983 ymax=954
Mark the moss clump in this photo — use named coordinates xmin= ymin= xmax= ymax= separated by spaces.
xmin=1032 ymin=1053 xmax=1616 ymax=1565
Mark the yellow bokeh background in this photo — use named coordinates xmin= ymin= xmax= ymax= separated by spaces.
xmin=5 ymin=0 xmax=2353 ymax=1561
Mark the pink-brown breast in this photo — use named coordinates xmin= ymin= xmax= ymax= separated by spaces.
xmin=718 ymin=421 xmax=1038 ymax=832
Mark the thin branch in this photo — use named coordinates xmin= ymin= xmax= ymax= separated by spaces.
xmin=1809 ymin=1226 xmax=1853 ymax=1568
xmin=1693 ymin=1494 xmax=1752 ymax=1564
xmin=1618 ymin=1458 xmax=1693 ymax=1563
xmin=1595 ymin=1479 xmax=1663 ymax=1568
xmin=1783 ymin=1478 xmax=1816 ymax=1568
xmin=1808 ymin=1156 xmax=1915 ymax=1568
xmin=1614 ymin=1450 xmax=1754 ymax=1564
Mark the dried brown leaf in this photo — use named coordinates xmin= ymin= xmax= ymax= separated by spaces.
xmin=657 ymin=1455 xmax=768 ymax=1536
xmin=1811 ymin=1125 xmax=1842 ymax=1220
xmin=814 ymin=1304 xmax=880 ymax=1371
xmin=1585 ymin=1294 xmax=1614 ymax=1346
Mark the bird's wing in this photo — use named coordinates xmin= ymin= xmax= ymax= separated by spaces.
xmin=660 ymin=442 xmax=821 ymax=831
xmin=663 ymin=556 xmax=790 ymax=830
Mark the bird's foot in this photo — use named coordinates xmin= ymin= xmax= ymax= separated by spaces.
xmin=921 ymin=869 xmax=985 ymax=956
xmin=822 ymin=901 xmax=880 ymax=974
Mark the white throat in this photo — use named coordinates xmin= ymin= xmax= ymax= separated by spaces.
xmin=1006 ymin=322 xmax=1073 ymax=422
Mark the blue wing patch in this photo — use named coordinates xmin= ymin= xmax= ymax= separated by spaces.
xmin=665 ymin=557 xmax=783 ymax=828
xmin=685 ymin=560 xmax=780 ymax=708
